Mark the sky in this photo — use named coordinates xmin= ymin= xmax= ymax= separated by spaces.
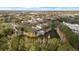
xmin=0 ymin=0 xmax=79 ymax=7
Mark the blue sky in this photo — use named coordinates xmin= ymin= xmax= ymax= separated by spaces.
xmin=0 ymin=0 xmax=79 ymax=7
xmin=0 ymin=7 xmax=79 ymax=11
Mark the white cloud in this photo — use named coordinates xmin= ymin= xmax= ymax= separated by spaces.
xmin=0 ymin=0 xmax=79 ymax=7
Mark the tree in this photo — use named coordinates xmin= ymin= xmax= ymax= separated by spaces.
xmin=0 ymin=37 xmax=9 ymax=50
xmin=9 ymin=34 xmax=26 ymax=51
xmin=9 ymin=35 xmax=19 ymax=51
xmin=0 ymin=24 xmax=13 ymax=51
xmin=59 ymin=24 xmax=79 ymax=50
xmin=46 ymin=38 xmax=60 ymax=51
xmin=0 ymin=24 xmax=13 ymax=38
xmin=57 ymin=43 xmax=77 ymax=51
xmin=29 ymin=44 xmax=39 ymax=51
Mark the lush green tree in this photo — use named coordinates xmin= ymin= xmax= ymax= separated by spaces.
xmin=0 ymin=37 xmax=9 ymax=50
xmin=57 ymin=43 xmax=77 ymax=51
xmin=29 ymin=44 xmax=39 ymax=51
xmin=0 ymin=24 xmax=13 ymax=50
xmin=9 ymin=35 xmax=19 ymax=51
xmin=0 ymin=25 xmax=13 ymax=38
xmin=9 ymin=34 xmax=26 ymax=51
xmin=46 ymin=38 xmax=60 ymax=51
xmin=59 ymin=24 xmax=79 ymax=50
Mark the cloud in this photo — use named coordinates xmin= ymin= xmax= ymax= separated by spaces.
xmin=0 ymin=0 xmax=78 ymax=7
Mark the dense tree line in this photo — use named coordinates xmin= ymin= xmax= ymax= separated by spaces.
xmin=60 ymin=15 xmax=79 ymax=24
xmin=59 ymin=24 xmax=79 ymax=50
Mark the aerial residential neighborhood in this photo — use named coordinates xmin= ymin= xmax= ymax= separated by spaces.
xmin=0 ymin=8 xmax=79 ymax=51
